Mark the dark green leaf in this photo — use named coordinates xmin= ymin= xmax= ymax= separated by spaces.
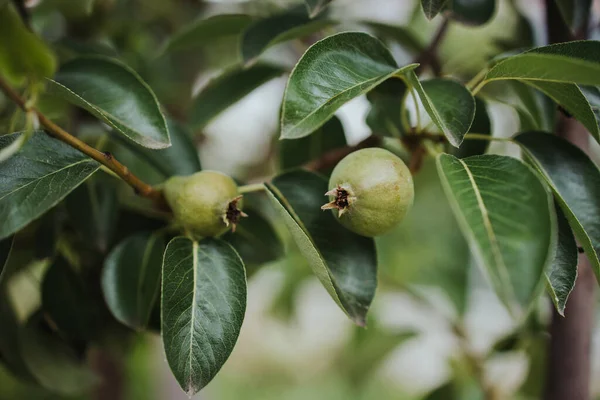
xmin=580 ymin=85 xmax=600 ymax=127
xmin=281 ymin=31 xmax=417 ymax=139
xmin=484 ymin=41 xmax=600 ymax=87
xmin=42 ymin=259 xmax=103 ymax=340
xmin=222 ymin=209 xmax=283 ymax=268
xmin=0 ymin=292 xmax=35 ymax=382
xmin=437 ymin=154 xmax=554 ymax=315
xmin=20 ymin=314 xmax=98 ymax=395
xmin=366 ymin=78 xmax=409 ymax=138
xmin=161 ymin=14 xmax=253 ymax=54
xmin=0 ymin=237 xmax=13 ymax=285
xmin=102 ymin=232 xmax=165 ymax=330
xmin=47 ymin=56 xmax=170 ymax=149
xmin=411 ymin=76 xmax=476 ymax=147
xmin=515 ymin=131 xmax=600 ymax=284
xmin=554 ymin=0 xmax=592 ymax=33
xmin=66 ymin=176 xmax=118 ymax=253
xmin=546 ymin=206 xmax=578 ymax=316
xmin=190 ymin=64 xmax=286 ymax=129
xmin=421 ymin=0 xmax=447 ymax=19
xmin=522 ymin=81 xmax=599 ymax=143
xmin=0 ymin=132 xmax=99 ymax=240
xmin=265 ymin=170 xmax=377 ymax=325
xmin=448 ymin=0 xmax=496 ymax=26
xmin=162 ymin=237 xmax=246 ymax=395
xmin=0 ymin=4 xmax=56 ymax=85
xmin=305 ymin=0 xmax=334 ymax=18
xmin=453 ymin=98 xmax=491 ymax=158
xmin=241 ymin=7 xmax=334 ymax=65
xmin=280 ymin=116 xmax=347 ymax=169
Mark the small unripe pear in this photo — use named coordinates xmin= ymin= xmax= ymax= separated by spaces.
xmin=163 ymin=171 xmax=246 ymax=237
xmin=322 ymin=148 xmax=414 ymax=237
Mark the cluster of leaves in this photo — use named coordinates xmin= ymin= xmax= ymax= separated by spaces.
xmin=1 ymin=0 xmax=600 ymax=397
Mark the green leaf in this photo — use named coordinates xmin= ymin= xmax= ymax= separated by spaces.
xmin=453 ymin=97 xmax=491 ymax=158
xmin=190 ymin=64 xmax=286 ymax=129
xmin=436 ymin=153 xmax=554 ymax=315
xmin=522 ymin=81 xmax=599 ymax=143
xmin=162 ymin=237 xmax=246 ymax=395
xmin=113 ymin=119 xmax=201 ymax=179
xmin=222 ymin=209 xmax=283 ymax=268
xmin=554 ymin=0 xmax=592 ymax=33
xmin=448 ymin=0 xmax=496 ymax=26
xmin=366 ymin=78 xmax=409 ymax=138
xmin=66 ymin=176 xmax=118 ymax=252
xmin=546 ymin=206 xmax=578 ymax=316
xmin=0 ymin=236 xmax=13 ymax=285
xmin=281 ymin=31 xmax=417 ymax=139
xmin=515 ymin=131 xmax=600 ymax=284
xmin=280 ymin=116 xmax=347 ymax=169
xmin=580 ymin=85 xmax=600 ymax=127
xmin=0 ymin=4 xmax=56 ymax=85
xmin=241 ymin=7 xmax=334 ymax=65
xmin=305 ymin=0 xmax=334 ymax=18
xmin=407 ymin=74 xmax=476 ymax=147
xmin=46 ymin=56 xmax=170 ymax=149
xmin=484 ymin=41 xmax=600 ymax=87
xmin=421 ymin=0 xmax=447 ymax=19
xmin=364 ymin=22 xmax=424 ymax=55
xmin=0 ymin=131 xmax=99 ymax=240
xmin=0 ymin=292 xmax=35 ymax=382
xmin=102 ymin=232 xmax=165 ymax=330
xmin=20 ymin=314 xmax=98 ymax=396
xmin=161 ymin=14 xmax=253 ymax=54
xmin=265 ymin=170 xmax=377 ymax=325
xmin=41 ymin=258 xmax=103 ymax=340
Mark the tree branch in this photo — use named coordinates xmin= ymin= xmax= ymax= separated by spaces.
xmin=414 ymin=18 xmax=450 ymax=76
xmin=0 ymin=76 xmax=168 ymax=209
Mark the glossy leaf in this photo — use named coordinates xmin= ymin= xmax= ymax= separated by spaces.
xmin=241 ymin=7 xmax=334 ymax=64
xmin=281 ymin=31 xmax=417 ymax=139
xmin=546 ymin=206 xmax=578 ymax=316
xmin=453 ymin=97 xmax=491 ymax=158
xmin=523 ymin=81 xmax=599 ymax=143
xmin=222 ymin=209 xmax=283 ymax=267
xmin=161 ymin=14 xmax=253 ymax=54
xmin=190 ymin=64 xmax=286 ymax=129
xmin=484 ymin=41 xmax=600 ymax=87
xmin=421 ymin=0 xmax=447 ymax=19
xmin=437 ymin=154 xmax=554 ymax=315
xmin=280 ymin=116 xmax=347 ymax=169
xmin=162 ymin=237 xmax=246 ymax=395
xmin=448 ymin=0 xmax=496 ymax=26
xmin=103 ymin=233 xmax=164 ymax=330
xmin=47 ymin=56 xmax=170 ymax=149
xmin=407 ymin=74 xmax=476 ymax=147
xmin=42 ymin=259 xmax=103 ymax=340
xmin=21 ymin=314 xmax=98 ymax=395
xmin=0 ymin=132 xmax=99 ymax=240
xmin=265 ymin=170 xmax=377 ymax=325
xmin=305 ymin=0 xmax=334 ymax=17
xmin=554 ymin=0 xmax=592 ymax=33
xmin=0 ymin=4 xmax=56 ymax=85
xmin=515 ymin=131 xmax=600 ymax=283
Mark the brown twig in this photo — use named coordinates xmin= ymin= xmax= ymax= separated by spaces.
xmin=302 ymin=135 xmax=382 ymax=171
xmin=0 ymin=76 xmax=168 ymax=209
xmin=414 ymin=18 xmax=450 ymax=76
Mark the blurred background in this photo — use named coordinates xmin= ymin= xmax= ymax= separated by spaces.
xmin=2 ymin=0 xmax=600 ymax=399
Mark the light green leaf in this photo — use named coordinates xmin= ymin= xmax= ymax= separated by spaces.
xmin=546 ymin=206 xmax=578 ymax=316
xmin=522 ymin=80 xmax=599 ymax=143
xmin=408 ymin=75 xmax=476 ymax=147
xmin=102 ymin=232 xmax=165 ymax=330
xmin=21 ymin=314 xmax=98 ymax=396
xmin=436 ymin=153 xmax=554 ymax=315
xmin=162 ymin=237 xmax=246 ymax=395
xmin=0 ymin=132 xmax=99 ymax=240
xmin=46 ymin=56 xmax=170 ymax=149
xmin=421 ymin=0 xmax=447 ymax=19
xmin=161 ymin=14 xmax=253 ymax=54
xmin=190 ymin=64 xmax=286 ymax=129
xmin=305 ymin=0 xmax=334 ymax=18
xmin=515 ymin=131 xmax=600 ymax=284
xmin=484 ymin=41 xmax=600 ymax=87
xmin=265 ymin=170 xmax=377 ymax=326
xmin=280 ymin=116 xmax=347 ymax=169
xmin=281 ymin=31 xmax=417 ymax=139
xmin=0 ymin=4 xmax=56 ymax=85
xmin=241 ymin=7 xmax=334 ymax=64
